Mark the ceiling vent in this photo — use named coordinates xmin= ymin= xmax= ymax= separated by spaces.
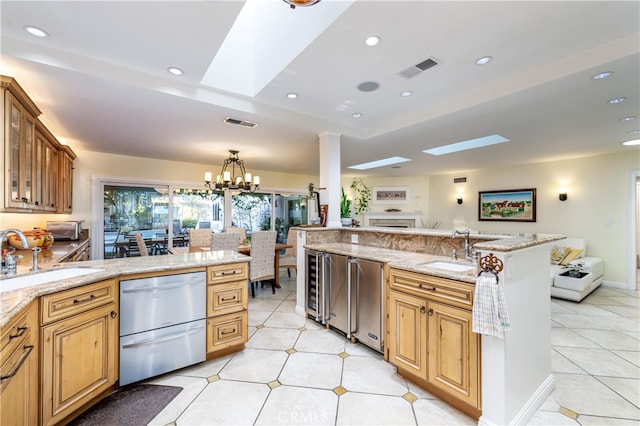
xmin=397 ymin=57 xmax=439 ymax=79
xmin=223 ymin=117 xmax=258 ymax=128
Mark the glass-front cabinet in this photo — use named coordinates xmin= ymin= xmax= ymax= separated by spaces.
xmin=2 ymin=75 xmax=75 ymax=213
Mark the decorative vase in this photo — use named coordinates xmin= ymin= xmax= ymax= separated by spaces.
xmin=340 ymin=218 xmax=352 ymax=227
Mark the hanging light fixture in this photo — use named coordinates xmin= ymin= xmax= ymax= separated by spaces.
xmin=283 ymin=0 xmax=321 ymax=9
xmin=204 ymin=150 xmax=260 ymax=193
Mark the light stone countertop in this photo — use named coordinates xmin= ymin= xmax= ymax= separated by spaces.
xmin=0 ymin=250 xmax=249 ymax=328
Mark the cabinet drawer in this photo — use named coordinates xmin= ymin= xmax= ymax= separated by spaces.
xmin=206 ymin=311 xmax=248 ymax=353
xmin=389 ymin=268 xmax=474 ymax=309
xmin=41 ymin=279 xmax=117 ymax=325
xmin=207 ymin=281 xmax=248 ymax=317
xmin=1 ymin=301 xmax=37 ymax=372
xmin=207 ymin=263 xmax=248 ymax=285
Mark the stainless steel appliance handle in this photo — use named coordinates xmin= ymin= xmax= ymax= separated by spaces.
xmin=122 ymin=326 xmax=204 ymax=348
xmin=314 ymin=252 xmax=321 ymax=321
xmin=121 ymin=280 xmax=200 ymax=293
xmin=322 ymin=253 xmax=329 ymax=323
xmin=347 ymin=258 xmax=358 ymax=337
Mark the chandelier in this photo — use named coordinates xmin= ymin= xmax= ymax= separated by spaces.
xmin=283 ymin=0 xmax=321 ymax=9
xmin=204 ymin=150 xmax=260 ymax=193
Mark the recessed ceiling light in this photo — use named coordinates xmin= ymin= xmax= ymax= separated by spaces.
xmin=619 ymin=116 xmax=636 ymax=122
xmin=352 ymin=113 xmax=362 ymax=118
xmin=592 ymin=71 xmax=613 ymax=80
xmin=23 ymin=25 xmax=48 ymax=38
xmin=608 ymin=97 xmax=626 ymax=104
xmin=287 ymin=93 xmax=298 ymax=99
xmin=348 ymin=156 xmax=411 ymax=170
xmin=423 ymin=134 xmax=510 ymax=156
xmin=364 ymin=35 xmax=381 ymax=47
xmin=167 ymin=67 xmax=183 ymax=76
xmin=475 ymin=56 xmax=492 ymax=65
xmin=401 ymin=91 xmax=413 ymax=97
xmin=622 ymin=139 xmax=640 ymax=146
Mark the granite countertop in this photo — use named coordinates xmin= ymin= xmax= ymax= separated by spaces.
xmin=304 ymin=243 xmax=479 ymax=284
xmin=0 ymin=250 xmax=250 ymax=328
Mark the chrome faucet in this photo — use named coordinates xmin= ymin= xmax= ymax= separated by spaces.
xmin=1 ymin=229 xmax=29 ymax=275
xmin=452 ymin=229 xmax=476 ymax=262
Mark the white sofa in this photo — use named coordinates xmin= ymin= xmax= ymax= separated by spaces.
xmin=549 ymin=238 xmax=604 ymax=302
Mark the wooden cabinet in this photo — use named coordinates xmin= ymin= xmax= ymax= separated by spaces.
xmin=206 ymin=262 xmax=248 ymax=357
xmin=387 ymin=268 xmax=481 ymax=419
xmin=1 ymin=75 xmax=75 ymax=213
xmin=40 ymin=280 xmax=118 ymax=426
xmin=0 ymin=300 xmax=39 ymax=426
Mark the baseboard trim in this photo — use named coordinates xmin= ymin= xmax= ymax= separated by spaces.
xmin=603 ymin=280 xmax=633 ymax=290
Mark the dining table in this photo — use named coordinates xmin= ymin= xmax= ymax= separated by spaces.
xmin=170 ymin=243 xmax=292 ymax=287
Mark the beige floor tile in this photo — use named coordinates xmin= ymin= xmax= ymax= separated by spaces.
xmin=264 ymin=311 xmax=308 ymax=328
xmin=575 ymin=329 xmax=640 ymax=351
xmin=578 ymin=415 xmax=640 ymax=425
xmin=276 ymin=299 xmax=297 ymax=312
xmin=248 ymin=309 xmax=272 ymax=326
xmin=279 ymin=352 xmax=344 ymax=389
xmin=249 ymin=298 xmax=283 ymax=312
xmin=256 ymin=385 xmax=338 ymax=425
xmin=551 ymin=373 xmax=640 ymax=420
xmin=295 ymin=328 xmax=347 ymax=354
xmin=614 ymin=350 xmax=640 ymax=367
xmin=597 ymin=376 xmax=640 ymax=408
xmin=551 ymin=328 xmax=600 ymax=348
xmin=552 ymin=349 xmax=587 ymax=374
xmin=219 ymin=348 xmax=289 ymax=383
xmin=177 ymin=380 xmax=270 ymax=425
xmin=146 ymin=375 xmax=209 ymax=425
xmin=341 ymin=356 xmax=409 ymax=396
xmin=554 ymin=347 xmax=640 ymax=378
xmin=337 ymin=392 xmax=416 ymax=425
xmin=412 ymin=398 xmax=476 ymax=425
xmin=174 ymin=354 xmax=233 ymax=378
xmin=246 ymin=326 xmax=301 ymax=350
xmin=526 ymin=410 xmax=579 ymax=425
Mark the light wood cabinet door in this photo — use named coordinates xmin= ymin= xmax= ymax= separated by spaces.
xmin=206 ymin=311 xmax=248 ymax=354
xmin=207 ymin=281 xmax=248 ymax=317
xmin=387 ymin=290 xmax=428 ymax=379
xmin=0 ymin=301 xmax=39 ymax=426
xmin=41 ymin=302 xmax=118 ymax=426
xmin=58 ymin=147 xmax=75 ymax=213
xmin=427 ymin=300 xmax=480 ymax=408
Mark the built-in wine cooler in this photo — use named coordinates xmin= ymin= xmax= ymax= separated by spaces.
xmin=305 ymin=250 xmax=328 ymax=322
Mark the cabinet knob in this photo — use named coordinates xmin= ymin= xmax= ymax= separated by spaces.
xmin=427 ymin=308 xmax=434 ymax=316
xmin=110 ymin=311 xmax=118 ymax=319
xmin=420 ymin=306 xmax=426 ymax=314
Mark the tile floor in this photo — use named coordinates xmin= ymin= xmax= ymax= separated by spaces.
xmin=147 ymin=272 xmax=640 ymax=425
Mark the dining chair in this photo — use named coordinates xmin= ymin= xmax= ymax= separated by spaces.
xmin=134 ymin=233 xmax=149 ymax=256
xmin=189 ymin=229 xmax=212 ymax=247
xmin=211 ymin=232 xmax=239 ymax=252
xmin=224 ymin=227 xmax=246 ymax=244
xmin=248 ymin=231 xmax=277 ymax=298
xmin=279 ymin=228 xmax=297 ymax=278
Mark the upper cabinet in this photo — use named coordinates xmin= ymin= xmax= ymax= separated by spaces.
xmin=1 ymin=75 xmax=75 ymax=213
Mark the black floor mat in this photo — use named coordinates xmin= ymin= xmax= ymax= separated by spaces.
xmin=68 ymin=384 xmax=182 ymax=426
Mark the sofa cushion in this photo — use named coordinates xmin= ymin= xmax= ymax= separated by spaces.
xmin=560 ymin=248 xmax=584 ymax=265
xmin=551 ymin=245 xmax=571 ymax=265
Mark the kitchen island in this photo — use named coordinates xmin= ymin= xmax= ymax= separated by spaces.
xmin=297 ymin=226 xmax=563 ymax=425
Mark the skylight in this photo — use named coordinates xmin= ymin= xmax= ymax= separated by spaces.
xmin=348 ymin=157 xmax=411 ymax=170
xmin=423 ymin=134 xmax=510 ymax=156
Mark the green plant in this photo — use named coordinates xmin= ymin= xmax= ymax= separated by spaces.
xmin=350 ymin=178 xmax=371 ymax=215
xmin=340 ymin=188 xmax=352 ymax=218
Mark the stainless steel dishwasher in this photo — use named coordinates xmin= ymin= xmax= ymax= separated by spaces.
xmin=119 ymin=271 xmax=206 ymax=386
xmin=348 ymin=257 xmax=384 ymax=352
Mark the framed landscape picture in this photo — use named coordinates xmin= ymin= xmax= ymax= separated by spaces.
xmin=372 ymin=187 xmax=410 ymax=205
xmin=478 ymin=188 xmax=536 ymax=222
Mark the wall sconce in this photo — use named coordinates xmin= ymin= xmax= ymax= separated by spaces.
xmin=559 ymin=193 xmax=568 ymax=202
xmin=456 ymin=197 xmax=463 ymax=205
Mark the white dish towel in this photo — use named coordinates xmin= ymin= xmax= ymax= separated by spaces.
xmin=472 ymin=271 xmax=511 ymax=339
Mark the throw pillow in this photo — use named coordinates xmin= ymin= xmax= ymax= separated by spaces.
xmin=560 ymin=248 xmax=584 ymax=266
xmin=550 ymin=246 xmax=571 ymax=265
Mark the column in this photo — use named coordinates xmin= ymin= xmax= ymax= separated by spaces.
xmin=318 ymin=131 xmax=342 ymax=227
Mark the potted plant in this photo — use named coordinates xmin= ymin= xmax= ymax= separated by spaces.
xmin=350 ymin=178 xmax=371 ymax=217
xmin=340 ymin=188 xmax=352 ymax=227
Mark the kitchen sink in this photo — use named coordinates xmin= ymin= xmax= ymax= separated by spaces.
xmin=0 ymin=267 xmax=104 ymax=293
xmin=421 ymin=261 xmax=476 ymax=273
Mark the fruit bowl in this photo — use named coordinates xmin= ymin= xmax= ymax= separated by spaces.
xmin=7 ymin=229 xmax=54 ymax=249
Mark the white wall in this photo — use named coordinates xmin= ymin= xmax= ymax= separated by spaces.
xmin=427 ymin=151 xmax=639 ymax=285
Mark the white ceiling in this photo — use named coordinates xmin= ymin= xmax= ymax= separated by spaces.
xmin=1 ymin=1 xmax=638 ymax=178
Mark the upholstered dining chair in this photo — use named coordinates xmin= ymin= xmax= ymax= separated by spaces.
xmin=188 ymin=229 xmax=212 ymax=247
xmin=248 ymin=231 xmax=277 ymax=298
xmin=224 ymin=227 xmax=247 ymax=244
xmin=134 ymin=233 xmax=149 ymax=257
xmin=279 ymin=228 xmax=297 ymax=278
xmin=211 ymin=232 xmax=239 ymax=252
